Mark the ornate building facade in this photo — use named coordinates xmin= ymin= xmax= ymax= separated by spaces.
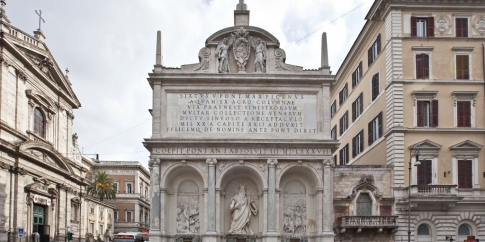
xmin=145 ymin=2 xmax=341 ymax=242
xmin=331 ymin=0 xmax=485 ymax=241
xmin=0 ymin=2 xmax=115 ymax=242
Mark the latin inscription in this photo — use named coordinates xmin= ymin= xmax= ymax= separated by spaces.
xmin=166 ymin=93 xmax=318 ymax=135
xmin=155 ymin=147 xmax=331 ymax=156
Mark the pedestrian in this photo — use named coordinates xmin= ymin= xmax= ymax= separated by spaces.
xmin=33 ymin=231 xmax=40 ymax=242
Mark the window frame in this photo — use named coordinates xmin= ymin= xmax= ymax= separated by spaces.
xmin=339 ymin=83 xmax=348 ymax=106
xmin=33 ymin=107 xmax=46 ymax=138
xmin=126 ymin=211 xmax=132 ymax=222
xmin=450 ymin=140 xmax=481 ymax=189
xmin=126 ymin=182 xmax=133 ymax=193
xmin=411 ymin=16 xmax=435 ymax=38
xmin=454 ymin=54 xmax=471 ymax=80
xmin=455 ymin=17 xmax=469 ymax=37
xmin=452 ymin=91 xmax=477 ymax=128
xmin=416 ymin=223 xmax=434 ymax=242
xmin=415 ymin=53 xmax=430 ymax=79
xmin=371 ymin=73 xmax=379 ymax=101
xmin=352 ymin=93 xmax=364 ymax=122
xmin=352 ymin=130 xmax=364 ymax=158
xmin=331 ymin=101 xmax=336 ymax=118
xmin=339 ymin=111 xmax=349 ymax=136
xmin=331 ymin=126 xmax=337 ymax=140
xmin=367 ymin=34 xmax=381 ymax=67
xmin=368 ymin=112 xmax=383 ymax=146
xmin=352 ymin=62 xmax=363 ymax=88
xmin=339 ymin=144 xmax=349 ymax=165
xmin=352 ymin=191 xmax=378 ymax=216
xmin=456 ymin=222 xmax=475 ymax=242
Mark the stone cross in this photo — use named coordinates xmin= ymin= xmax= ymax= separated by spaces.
xmin=35 ymin=10 xmax=45 ymax=31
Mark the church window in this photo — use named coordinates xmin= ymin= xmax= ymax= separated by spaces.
xmin=34 ymin=108 xmax=46 ymax=138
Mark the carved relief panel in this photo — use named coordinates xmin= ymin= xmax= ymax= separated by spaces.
xmin=176 ymin=180 xmax=200 ymax=234
xmin=282 ymin=179 xmax=307 ymax=234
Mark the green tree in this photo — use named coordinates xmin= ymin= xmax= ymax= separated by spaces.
xmin=87 ymin=171 xmax=116 ymax=201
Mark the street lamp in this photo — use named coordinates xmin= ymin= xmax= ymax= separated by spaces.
xmin=408 ymin=144 xmax=421 ymax=242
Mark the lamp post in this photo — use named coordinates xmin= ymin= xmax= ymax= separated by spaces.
xmin=408 ymin=144 xmax=421 ymax=242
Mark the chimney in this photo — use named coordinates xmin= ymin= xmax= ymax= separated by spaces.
xmin=234 ymin=0 xmax=249 ymax=26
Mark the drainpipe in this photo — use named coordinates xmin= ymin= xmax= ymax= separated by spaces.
xmin=482 ymin=44 xmax=484 ymax=103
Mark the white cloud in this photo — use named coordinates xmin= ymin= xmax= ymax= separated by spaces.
xmin=7 ymin=0 xmax=373 ymax=168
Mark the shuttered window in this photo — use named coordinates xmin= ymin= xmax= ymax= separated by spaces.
xmin=371 ymin=73 xmax=379 ymax=101
xmin=457 ymin=101 xmax=471 ymax=127
xmin=416 ymin=100 xmax=438 ymax=127
xmin=368 ymin=112 xmax=383 ymax=145
xmin=417 ymin=160 xmax=432 ymax=185
xmin=456 ymin=55 xmax=470 ymax=80
xmin=367 ymin=34 xmax=381 ymax=67
xmin=339 ymin=111 xmax=349 ymax=135
xmin=411 ymin=17 xmax=434 ymax=37
xmin=339 ymin=83 xmax=348 ymax=106
xmin=352 ymin=62 xmax=363 ymax=88
xmin=456 ymin=18 xmax=468 ymax=37
xmin=356 ymin=193 xmax=372 ymax=216
xmin=331 ymin=101 xmax=336 ymax=118
xmin=331 ymin=126 xmax=336 ymax=140
xmin=416 ymin=53 xmax=430 ymax=79
xmin=339 ymin=144 xmax=349 ymax=165
xmin=458 ymin=160 xmax=472 ymax=188
xmin=352 ymin=93 xmax=363 ymax=122
xmin=352 ymin=130 xmax=364 ymax=158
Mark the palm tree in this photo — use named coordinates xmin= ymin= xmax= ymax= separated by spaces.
xmin=87 ymin=171 xmax=116 ymax=201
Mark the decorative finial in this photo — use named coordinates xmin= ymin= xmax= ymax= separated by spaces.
xmin=234 ymin=0 xmax=250 ymax=28
xmin=65 ymin=68 xmax=69 ymax=77
xmin=35 ymin=10 xmax=45 ymax=31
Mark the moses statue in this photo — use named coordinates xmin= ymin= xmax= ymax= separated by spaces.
xmin=229 ymin=184 xmax=258 ymax=234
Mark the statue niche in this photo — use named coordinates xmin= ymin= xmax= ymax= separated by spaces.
xmin=229 ymin=184 xmax=258 ymax=234
xmin=176 ymin=180 xmax=200 ymax=234
xmin=282 ymin=179 xmax=307 ymax=235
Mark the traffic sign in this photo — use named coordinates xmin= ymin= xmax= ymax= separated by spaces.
xmin=142 ymin=230 xmax=148 ymax=237
xmin=17 ymin=227 xmax=25 ymax=238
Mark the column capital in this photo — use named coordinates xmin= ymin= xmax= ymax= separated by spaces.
xmin=148 ymin=158 xmax=160 ymax=168
xmin=322 ymin=159 xmax=335 ymax=168
xmin=206 ymin=158 xmax=217 ymax=166
xmin=267 ymin=158 xmax=278 ymax=166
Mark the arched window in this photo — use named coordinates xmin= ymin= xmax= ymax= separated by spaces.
xmin=356 ymin=193 xmax=372 ymax=216
xmin=457 ymin=223 xmax=472 ymax=241
xmin=34 ymin=108 xmax=45 ymax=138
xmin=417 ymin=224 xmax=432 ymax=242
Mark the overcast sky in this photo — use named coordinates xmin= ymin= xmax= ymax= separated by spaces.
xmin=7 ymin=0 xmax=373 ymax=168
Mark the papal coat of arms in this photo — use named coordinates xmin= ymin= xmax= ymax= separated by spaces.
xmin=232 ymin=27 xmax=251 ymax=72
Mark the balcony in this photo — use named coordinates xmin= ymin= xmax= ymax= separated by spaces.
xmin=395 ymin=185 xmax=464 ymax=209
xmin=338 ymin=216 xmax=398 ymax=233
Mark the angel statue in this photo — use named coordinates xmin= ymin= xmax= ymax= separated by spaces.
xmin=216 ymin=36 xmax=234 ymax=73
xmin=229 ymin=184 xmax=258 ymax=234
xmin=250 ymin=37 xmax=267 ymax=73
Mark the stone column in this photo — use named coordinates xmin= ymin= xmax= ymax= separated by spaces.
xmin=149 ymin=159 xmax=162 ymax=242
xmin=322 ymin=159 xmax=335 ymax=242
xmin=267 ymin=158 xmax=278 ymax=233
xmin=206 ymin=158 xmax=217 ymax=233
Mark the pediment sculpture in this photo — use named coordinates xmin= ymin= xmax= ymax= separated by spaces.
xmin=216 ymin=27 xmax=267 ymax=74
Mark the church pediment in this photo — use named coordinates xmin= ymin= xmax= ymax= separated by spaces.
xmin=19 ymin=141 xmax=74 ymax=174
xmin=449 ymin=140 xmax=483 ymax=150
xmin=4 ymin=39 xmax=81 ymax=108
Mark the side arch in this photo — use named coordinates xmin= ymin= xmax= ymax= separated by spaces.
xmin=161 ymin=162 xmax=207 ymax=190
xmin=277 ymin=163 xmax=322 ymax=191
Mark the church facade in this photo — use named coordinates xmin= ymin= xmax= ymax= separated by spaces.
xmin=146 ymin=2 xmax=396 ymax=242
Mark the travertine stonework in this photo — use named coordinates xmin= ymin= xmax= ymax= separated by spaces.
xmin=146 ymin=2 xmax=337 ymax=242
